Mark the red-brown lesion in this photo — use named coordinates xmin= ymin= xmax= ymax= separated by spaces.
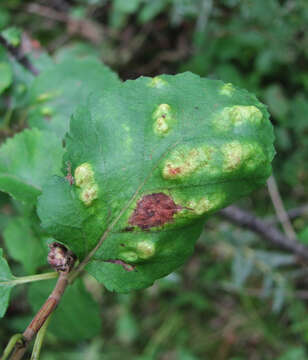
xmin=129 ymin=192 xmax=182 ymax=229
xmin=167 ymin=165 xmax=182 ymax=176
xmin=105 ymin=259 xmax=135 ymax=272
xmin=65 ymin=161 xmax=74 ymax=185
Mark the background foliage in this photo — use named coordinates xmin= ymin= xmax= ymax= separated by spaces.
xmin=0 ymin=0 xmax=307 ymax=359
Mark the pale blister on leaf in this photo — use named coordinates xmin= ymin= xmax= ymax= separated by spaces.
xmin=38 ymin=72 xmax=275 ymax=292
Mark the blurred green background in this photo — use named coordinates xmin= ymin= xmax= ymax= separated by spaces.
xmin=0 ymin=0 xmax=308 ymax=359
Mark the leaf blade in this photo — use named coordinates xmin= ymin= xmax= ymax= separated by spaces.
xmin=38 ymin=73 xmax=275 ymax=292
xmin=0 ymin=128 xmax=64 ymax=204
xmin=0 ymin=248 xmax=14 ymax=317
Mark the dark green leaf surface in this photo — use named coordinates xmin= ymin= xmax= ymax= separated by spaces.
xmin=3 ymin=217 xmax=48 ymax=274
xmin=28 ymin=279 xmax=101 ymax=341
xmin=0 ymin=248 xmax=14 ymax=318
xmin=28 ymin=58 xmax=121 ymax=138
xmin=0 ymin=128 xmax=64 ymax=204
xmin=0 ymin=61 xmax=12 ymax=94
xmin=38 ymin=73 xmax=275 ymax=292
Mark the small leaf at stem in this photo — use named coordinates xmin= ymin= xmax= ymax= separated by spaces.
xmin=0 ymin=248 xmax=14 ymax=318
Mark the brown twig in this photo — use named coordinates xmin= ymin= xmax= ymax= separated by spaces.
xmin=267 ymin=204 xmax=308 ymax=224
xmin=267 ymin=175 xmax=297 ymax=240
xmin=26 ymin=3 xmax=104 ymax=44
xmin=219 ymin=206 xmax=308 ymax=260
xmin=9 ymin=244 xmax=76 ymax=360
xmin=0 ymin=35 xmax=39 ymax=76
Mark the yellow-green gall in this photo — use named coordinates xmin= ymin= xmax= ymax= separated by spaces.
xmin=120 ymin=251 xmax=138 ymax=262
xmin=36 ymin=91 xmax=58 ymax=102
xmin=243 ymin=143 xmax=267 ymax=171
xmin=137 ymin=241 xmax=155 ymax=259
xmin=40 ymin=106 xmax=54 ymax=116
xmin=188 ymin=197 xmax=212 ymax=215
xmin=148 ymin=76 xmax=167 ymax=88
xmin=75 ymin=163 xmax=98 ymax=206
xmin=222 ymin=141 xmax=243 ymax=172
xmin=222 ymin=141 xmax=266 ymax=173
xmin=229 ymin=105 xmax=263 ymax=126
xmin=214 ymin=105 xmax=263 ymax=131
xmin=186 ymin=193 xmax=225 ymax=216
xmin=162 ymin=146 xmax=215 ymax=179
xmin=80 ymin=184 xmax=98 ymax=206
xmin=220 ymin=83 xmax=235 ymax=96
xmin=153 ymin=103 xmax=173 ymax=135
xmin=75 ymin=163 xmax=95 ymax=187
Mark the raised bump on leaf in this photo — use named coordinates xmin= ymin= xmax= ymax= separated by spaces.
xmin=148 ymin=76 xmax=167 ymax=88
xmin=220 ymin=83 xmax=235 ymax=96
xmin=40 ymin=106 xmax=54 ymax=116
xmin=120 ymin=251 xmax=138 ymax=262
xmin=74 ymin=162 xmax=98 ymax=206
xmin=214 ymin=105 xmax=263 ymax=130
xmin=80 ymin=184 xmax=98 ymax=206
xmin=153 ymin=104 xmax=173 ymax=135
xmin=162 ymin=146 xmax=216 ymax=179
xmin=137 ymin=240 xmax=155 ymax=259
xmin=222 ymin=141 xmax=266 ymax=172
xmin=176 ymin=192 xmax=226 ymax=217
xmin=187 ymin=194 xmax=225 ymax=215
xmin=36 ymin=91 xmax=59 ymax=102
xmin=75 ymin=163 xmax=94 ymax=187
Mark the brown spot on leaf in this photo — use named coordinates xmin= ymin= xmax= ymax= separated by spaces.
xmin=65 ymin=161 xmax=74 ymax=185
xmin=167 ymin=165 xmax=182 ymax=176
xmin=129 ymin=193 xmax=182 ymax=229
xmin=106 ymin=259 xmax=135 ymax=272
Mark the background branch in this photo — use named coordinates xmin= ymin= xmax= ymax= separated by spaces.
xmin=0 ymin=34 xmax=39 ymax=76
xmin=267 ymin=175 xmax=297 ymax=240
xmin=219 ymin=205 xmax=308 ymax=260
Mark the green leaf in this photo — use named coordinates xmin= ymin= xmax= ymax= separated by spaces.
xmin=3 ymin=217 xmax=48 ymax=274
xmin=0 ymin=128 xmax=64 ymax=204
xmin=264 ymin=84 xmax=289 ymax=122
xmin=0 ymin=248 xmax=14 ymax=318
xmin=277 ymin=347 xmax=307 ymax=360
xmin=0 ymin=8 xmax=10 ymax=30
xmin=299 ymin=227 xmax=308 ymax=245
xmin=1 ymin=26 xmax=21 ymax=47
xmin=138 ymin=0 xmax=168 ymax=23
xmin=28 ymin=58 xmax=121 ymax=138
xmin=28 ymin=278 xmax=101 ymax=341
xmin=0 ymin=61 xmax=12 ymax=94
xmin=54 ymin=42 xmax=100 ymax=63
xmin=38 ymin=72 xmax=275 ymax=292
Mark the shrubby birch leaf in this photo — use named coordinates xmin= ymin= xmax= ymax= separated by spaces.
xmin=38 ymin=72 xmax=275 ymax=292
